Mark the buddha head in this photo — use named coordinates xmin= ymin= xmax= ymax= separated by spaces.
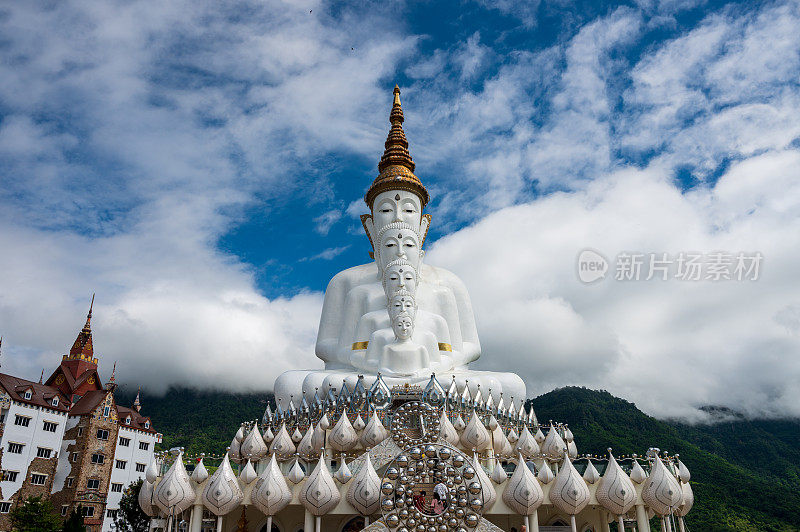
xmin=376 ymin=221 xmax=423 ymax=272
xmin=371 ymin=190 xmax=422 ymax=231
xmin=392 ymin=311 xmax=415 ymax=341
xmin=389 ymin=289 xmax=416 ymax=321
xmin=382 ymin=258 xmax=417 ymax=300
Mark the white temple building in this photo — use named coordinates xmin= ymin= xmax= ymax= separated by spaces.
xmin=140 ymin=87 xmax=694 ymax=532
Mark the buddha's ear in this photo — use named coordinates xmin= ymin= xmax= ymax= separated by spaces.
xmin=420 ymin=214 xmax=432 ymax=247
xmin=361 ymin=214 xmax=376 ymax=259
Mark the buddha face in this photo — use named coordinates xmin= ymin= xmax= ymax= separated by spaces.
xmin=390 ymin=293 xmax=416 ymax=320
xmin=383 ymin=262 xmax=417 ymax=299
xmin=377 ymin=225 xmax=422 ymax=272
xmin=392 ymin=311 xmax=414 ymax=341
xmin=372 ymin=190 xmax=422 ymax=233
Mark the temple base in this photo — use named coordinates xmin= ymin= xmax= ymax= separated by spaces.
xmin=273 ymin=368 xmax=526 ymax=409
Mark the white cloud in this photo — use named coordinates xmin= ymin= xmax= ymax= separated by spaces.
xmin=428 ymin=150 xmax=800 ymax=419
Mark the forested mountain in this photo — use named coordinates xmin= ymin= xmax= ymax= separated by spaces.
xmin=115 ymin=386 xmax=800 ymax=532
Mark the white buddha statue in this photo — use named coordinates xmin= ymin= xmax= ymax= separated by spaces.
xmin=273 ymin=86 xmax=524 ymax=406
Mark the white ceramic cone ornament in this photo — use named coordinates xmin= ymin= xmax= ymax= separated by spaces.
xmin=641 ymin=455 xmax=682 ymax=516
xmin=507 ymin=427 xmax=519 ymax=444
xmin=491 ymin=458 xmax=508 ymax=484
xmin=461 ymin=410 xmax=491 ymax=451
xmin=300 ymin=450 xmax=341 ymax=516
xmin=201 ymin=452 xmax=243 ymax=516
xmin=541 ymin=426 xmax=566 ymax=459
xmin=330 ymin=412 xmax=358 ymax=452
xmin=291 ymin=426 xmax=303 ymax=443
xmin=454 ymin=414 xmax=466 ymax=432
xmin=675 ymin=481 xmax=694 ymax=517
xmin=252 ymin=454 xmax=292 ymax=517
xmin=550 ymin=457 xmax=591 ymax=516
xmin=154 ymin=451 xmax=195 ymax=514
xmin=239 ymin=459 xmax=257 ymax=485
xmin=146 ymin=459 xmax=159 ymax=484
xmin=492 ymin=425 xmax=510 ymax=456
xmin=191 ymin=457 xmax=209 ymax=483
xmin=287 ymin=458 xmax=305 ymax=485
xmin=596 ymin=452 xmax=636 ymax=516
xmin=229 ymin=436 xmax=242 ymax=463
xmin=503 ymin=452 xmax=544 ymax=527
xmin=472 ymin=452 xmax=497 ymax=511
xmin=630 ymin=457 xmax=647 ymax=484
xmin=334 ymin=458 xmax=353 ymax=484
xmin=263 ymin=426 xmax=275 ymax=444
xmin=347 ymin=453 xmax=381 ymax=516
xmin=537 ymin=460 xmax=554 ymax=484
xmin=138 ymin=479 xmax=156 ymax=517
xmin=241 ymin=424 xmax=268 ymax=460
xmin=353 ymin=414 xmax=366 ymax=431
xmin=583 ymin=460 xmax=600 ymax=484
xmin=361 ymin=411 xmax=390 ymax=448
xmin=534 ymin=427 xmax=545 ymax=444
xmin=438 ymin=410 xmax=460 ymax=447
xmin=298 ymin=424 xmax=318 ymax=460
xmin=677 ymin=458 xmax=691 ymax=483
xmin=514 ymin=426 xmax=540 ymax=460
xmin=235 ymin=426 xmax=245 ymax=442
xmin=270 ymin=423 xmax=296 ymax=460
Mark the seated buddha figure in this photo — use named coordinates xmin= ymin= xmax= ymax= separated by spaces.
xmin=273 ymin=86 xmax=525 ymax=406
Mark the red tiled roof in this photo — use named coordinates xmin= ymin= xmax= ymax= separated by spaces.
xmin=68 ymin=389 xmax=108 ymax=416
xmin=117 ymin=405 xmax=156 ymax=433
xmin=0 ymin=373 xmax=70 ymax=412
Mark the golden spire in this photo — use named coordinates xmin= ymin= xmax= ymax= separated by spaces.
xmin=365 ymin=85 xmax=429 ymax=208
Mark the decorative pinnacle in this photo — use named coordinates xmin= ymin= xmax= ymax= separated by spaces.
xmin=364 ymin=85 xmax=429 ymax=207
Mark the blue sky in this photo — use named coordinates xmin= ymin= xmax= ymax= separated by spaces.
xmin=2 ymin=0 xmax=800 ymax=419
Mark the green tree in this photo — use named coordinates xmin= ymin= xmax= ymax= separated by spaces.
xmin=9 ymin=495 xmax=61 ymax=532
xmin=114 ymin=479 xmax=150 ymax=532
xmin=61 ymin=506 xmax=85 ymax=532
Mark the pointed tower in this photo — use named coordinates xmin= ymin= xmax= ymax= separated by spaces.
xmin=46 ymin=295 xmax=103 ymax=402
xmin=133 ymin=386 xmax=142 ymax=412
xmin=364 ymin=85 xmax=429 ymax=208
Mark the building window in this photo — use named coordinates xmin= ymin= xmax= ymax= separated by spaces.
xmin=103 ymin=406 xmax=110 ymax=417
xmin=111 ymin=483 xmax=123 ymax=493
xmin=14 ymin=415 xmax=31 ymax=427
xmin=119 ymin=437 xmax=130 ymax=447
xmin=42 ymin=421 xmax=58 ymax=432
xmin=86 ymin=479 xmax=100 ymax=490
xmin=23 ymin=390 xmax=32 ymax=400
xmin=30 ymin=473 xmax=47 ymax=486
xmin=36 ymin=447 xmax=52 ymax=459
xmin=126 ymin=416 xmax=131 ymax=424
xmin=76 ymin=427 xmax=84 ymax=437
xmin=107 ymin=509 xmax=118 ymax=519
xmin=8 ymin=443 xmax=24 ymax=454
xmin=135 ymin=463 xmax=146 ymax=473
xmin=61 ymin=505 xmax=69 ymax=516
xmin=0 ymin=502 xmax=11 ymax=513
xmin=1 ymin=471 xmax=19 ymax=482
xmin=144 ymin=421 xmax=150 ymax=429
xmin=116 ymin=460 xmax=127 ymax=470
xmin=52 ymin=397 xmax=59 ymax=407
xmin=96 ymin=429 xmax=109 ymax=440
xmin=80 ymin=506 xmax=95 ymax=517
xmin=91 ymin=453 xmax=105 ymax=464
xmin=69 ymin=452 xmax=78 ymax=462
xmin=139 ymin=441 xmax=150 ymax=451
xmin=66 ymin=477 xmax=74 ymax=488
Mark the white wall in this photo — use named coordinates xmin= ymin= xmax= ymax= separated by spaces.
xmin=103 ymin=426 xmax=159 ymax=532
xmin=51 ymin=416 xmax=80 ymax=493
xmin=0 ymin=401 xmax=67 ymax=502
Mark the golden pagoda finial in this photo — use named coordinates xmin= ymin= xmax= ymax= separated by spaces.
xmin=365 ymin=85 xmax=429 ymax=208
